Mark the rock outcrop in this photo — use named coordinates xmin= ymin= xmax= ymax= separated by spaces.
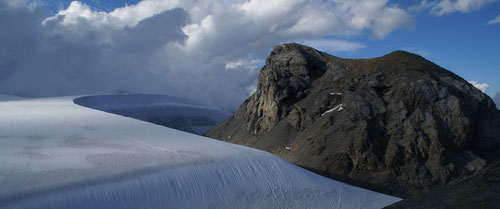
xmin=206 ymin=43 xmax=500 ymax=197
xmin=385 ymin=159 xmax=500 ymax=209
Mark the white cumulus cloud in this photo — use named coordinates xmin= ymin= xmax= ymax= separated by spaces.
xmin=469 ymin=80 xmax=490 ymax=93
xmin=0 ymin=0 xmax=415 ymax=111
xmin=411 ymin=0 xmax=496 ymax=15
xmin=300 ymin=39 xmax=366 ymax=53
xmin=488 ymin=13 xmax=500 ymax=24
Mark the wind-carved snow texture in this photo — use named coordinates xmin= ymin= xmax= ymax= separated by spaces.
xmin=74 ymin=94 xmax=232 ymax=134
xmin=0 ymin=95 xmax=401 ymax=209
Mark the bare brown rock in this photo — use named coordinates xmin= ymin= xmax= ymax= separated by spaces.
xmin=205 ymin=43 xmax=500 ymax=197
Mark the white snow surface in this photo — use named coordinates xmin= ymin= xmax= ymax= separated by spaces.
xmin=321 ymin=104 xmax=344 ymax=116
xmin=73 ymin=94 xmax=232 ymax=134
xmin=0 ymin=95 xmax=401 ymax=209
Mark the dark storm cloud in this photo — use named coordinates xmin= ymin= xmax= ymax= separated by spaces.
xmin=0 ymin=0 xmax=415 ymax=111
xmin=0 ymin=3 xmax=189 ymax=101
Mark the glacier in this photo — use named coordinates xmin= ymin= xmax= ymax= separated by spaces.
xmin=73 ymin=94 xmax=232 ymax=134
xmin=0 ymin=95 xmax=401 ymax=209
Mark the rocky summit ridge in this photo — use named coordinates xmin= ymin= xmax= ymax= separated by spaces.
xmin=206 ymin=43 xmax=500 ymax=197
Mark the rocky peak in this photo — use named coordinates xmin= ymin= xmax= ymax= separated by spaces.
xmin=207 ymin=43 xmax=500 ymax=197
xmin=236 ymin=43 xmax=328 ymax=133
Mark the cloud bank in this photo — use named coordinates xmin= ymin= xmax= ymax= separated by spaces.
xmin=411 ymin=0 xmax=497 ymax=15
xmin=468 ymin=81 xmax=490 ymax=93
xmin=300 ymin=39 xmax=366 ymax=53
xmin=0 ymin=0 xmax=415 ymax=110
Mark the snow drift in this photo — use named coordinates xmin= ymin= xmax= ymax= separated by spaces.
xmin=0 ymin=95 xmax=400 ymax=209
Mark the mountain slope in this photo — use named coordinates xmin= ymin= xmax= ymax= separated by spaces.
xmin=0 ymin=95 xmax=400 ymax=209
xmin=385 ymin=159 xmax=500 ymax=209
xmin=206 ymin=43 xmax=500 ymax=197
xmin=74 ymin=94 xmax=231 ymax=134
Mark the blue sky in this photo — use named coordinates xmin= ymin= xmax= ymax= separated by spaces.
xmin=342 ymin=2 xmax=500 ymax=97
xmin=39 ymin=0 xmax=141 ymax=13
xmin=1 ymin=0 xmax=499 ymax=109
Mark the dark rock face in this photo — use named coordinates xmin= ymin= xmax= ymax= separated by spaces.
xmin=385 ymin=159 xmax=500 ymax=209
xmin=206 ymin=43 xmax=500 ymax=197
